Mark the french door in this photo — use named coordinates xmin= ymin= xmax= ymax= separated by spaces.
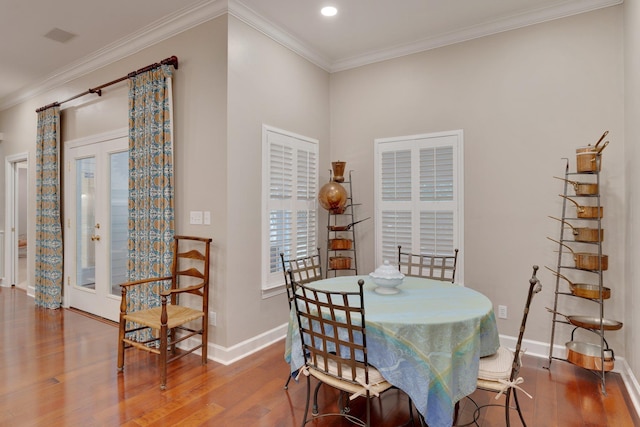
xmin=65 ymin=133 xmax=128 ymax=321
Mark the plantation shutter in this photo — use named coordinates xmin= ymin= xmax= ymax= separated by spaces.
xmin=375 ymin=131 xmax=462 ymax=273
xmin=263 ymin=127 xmax=318 ymax=290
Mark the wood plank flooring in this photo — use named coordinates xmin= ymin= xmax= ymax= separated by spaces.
xmin=1 ymin=287 xmax=638 ymax=426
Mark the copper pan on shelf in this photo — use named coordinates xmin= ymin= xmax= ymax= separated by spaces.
xmin=547 ymin=238 xmax=608 ymax=271
xmin=545 ymin=267 xmax=610 ymax=300
xmin=553 ymin=176 xmax=598 ymax=196
xmin=559 ymin=195 xmax=603 ymax=219
xmin=546 ymin=308 xmax=622 ymax=331
xmin=549 ymin=216 xmax=603 ymax=243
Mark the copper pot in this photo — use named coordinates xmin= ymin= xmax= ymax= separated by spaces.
xmin=576 ymin=131 xmax=609 ymax=173
xmin=549 ymin=216 xmax=603 ymax=243
xmin=329 ymin=238 xmax=352 ymax=250
xmin=560 ymin=195 xmax=603 ymax=219
xmin=566 ymin=341 xmax=614 ymax=371
xmin=547 ymin=238 xmax=608 ymax=271
xmin=329 ymin=256 xmax=351 ymax=270
xmin=553 ymin=176 xmax=598 ymax=196
xmin=545 ymin=267 xmax=611 ymax=300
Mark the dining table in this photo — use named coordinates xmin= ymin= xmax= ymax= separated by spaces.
xmin=284 ymin=274 xmax=500 ymax=427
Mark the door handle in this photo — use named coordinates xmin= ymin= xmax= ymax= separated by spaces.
xmin=91 ymin=235 xmax=101 ymax=241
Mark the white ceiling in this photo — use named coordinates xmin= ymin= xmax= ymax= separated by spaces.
xmin=0 ymin=0 xmax=621 ymax=109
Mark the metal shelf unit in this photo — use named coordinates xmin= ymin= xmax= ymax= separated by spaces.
xmin=546 ymin=159 xmax=616 ymax=394
xmin=325 ymin=171 xmax=360 ymax=277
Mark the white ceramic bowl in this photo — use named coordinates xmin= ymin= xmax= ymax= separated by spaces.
xmin=369 ymin=260 xmax=405 ymax=294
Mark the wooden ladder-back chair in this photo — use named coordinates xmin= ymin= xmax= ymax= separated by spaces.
xmin=398 ymin=245 xmax=459 ymax=282
xmin=280 ymin=249 xmax=322 ymax=389
xmin=290 ymin=277 xmax=414 ymax=427
xmin=117 ymin=235 xmax=212 ymax=389
xmin=470 ymin=265 xmax=542 ymax=427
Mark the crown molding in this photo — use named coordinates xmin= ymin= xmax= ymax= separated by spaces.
xmin=330 ymin=0 xmax=623 ymax=72
xmin=0 ymin=0 xmax=229 ymax=111
xmin=227 ymin=0 xmax=332 ymax=71
xmin=0 ymin=0 xmax=623 ymax=110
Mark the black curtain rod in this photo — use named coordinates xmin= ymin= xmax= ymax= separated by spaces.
xmin=36 ymin=55 xmax=178 ymax=113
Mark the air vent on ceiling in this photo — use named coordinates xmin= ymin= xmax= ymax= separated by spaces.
xmin=44 ymin=28 xmax=77 ymax=43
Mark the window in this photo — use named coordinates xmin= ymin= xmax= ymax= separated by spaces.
xmin=262 ymin=125 xmax=319 ymax=293
xmin=374 ymin=130 xmax=464 ymax=281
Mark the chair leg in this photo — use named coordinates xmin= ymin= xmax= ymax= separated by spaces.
xmin=513 ymin=389 xmax=527 ymax=427
xmin=201 ymin=318 xmax=208 ymax=365
xmin=365 ymin=391 xmax=371 ymax=427
xmin=160 ymin=323 xmax=168 ymax=390
xmin=302 ymin=376 xmax=311 ymax=427
xmin=117 ymin=292 xmax=127 ymax=372
xmin=407 ymin=396 xmax=415 ymax=426
xmin=312 ymin=381 xmax=323 ymax=415
xmin=284 ymin=373 xmax=292 ymax=390
xmin=117 ymin=318 xmax=126 ymax=372
xmin=505 ymin=389 xmax=512 ymax=427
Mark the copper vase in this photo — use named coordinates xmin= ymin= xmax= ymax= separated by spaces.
xmin=332 ymin=161 xmax=346 ymax=183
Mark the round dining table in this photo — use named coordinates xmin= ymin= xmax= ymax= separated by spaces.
xmin=285 ymin=275 xmax=500 ymax=427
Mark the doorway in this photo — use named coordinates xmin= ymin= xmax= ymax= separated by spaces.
xmin=64 ymin=131 xmax=128 ymax=321
xmin=4 ymin=154 xmax=29 ymax=291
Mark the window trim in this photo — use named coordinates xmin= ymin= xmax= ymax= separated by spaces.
xmin=373 ymin=129 xmax=464 ymax=283
xmin=261 ymin=125 xmax=319 ymax=297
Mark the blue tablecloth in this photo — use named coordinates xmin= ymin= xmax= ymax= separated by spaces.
xmin=285 ymin=275 xmax=500 ymax=427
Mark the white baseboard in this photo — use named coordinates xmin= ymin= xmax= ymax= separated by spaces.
xmin=500 ymin=334 xmax=640 ymax=419
xmin=206 ymin=323 xmax=288 ymax=366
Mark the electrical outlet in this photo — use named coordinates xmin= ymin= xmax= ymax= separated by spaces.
xmin=498 ymin=305 xmax=507 ymax=319
xmin=209 ymin=311 xmax=217 ymax=326
xmin=204 ymin=211 xmax=211 ymax=225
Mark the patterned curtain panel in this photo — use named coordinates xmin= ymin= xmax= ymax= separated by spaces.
xmin=126 ymin=64 xmax=175 ymax=316
xmin=35 ymin=106 xmax=63 ymax=309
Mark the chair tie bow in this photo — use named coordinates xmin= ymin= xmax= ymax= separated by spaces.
xmin=495 ymin=377 xmax=532 ymax=400
xmin=349 ymin=377 xmax=384 ymax=400
xmin=294 ymin=365 xmax=310 ymax=381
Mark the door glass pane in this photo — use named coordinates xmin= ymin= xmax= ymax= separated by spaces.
xmin=110 ymin=151 xmax=129 ymax=296
xmin=76 ymin=157 xmax=96 ymax=290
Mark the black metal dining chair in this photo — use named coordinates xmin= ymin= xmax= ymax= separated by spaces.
xmin=280 ymin=249 xmax=323 ymax=389
xmin=461 ymin=265 xmax=542 ymax=427
xmin=290 ymin=277 xmax=416 ymax=427
xmin=398 ymin=245 xmax=459 ymax=282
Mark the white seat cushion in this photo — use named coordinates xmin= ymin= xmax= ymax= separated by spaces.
xmin=478 ymin=346 xmax=514 ymax=381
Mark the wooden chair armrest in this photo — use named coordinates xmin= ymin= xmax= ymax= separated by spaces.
xmin=160 ymin=283 xmax=204 ymax=297
xmin=120 ymin=276 xmax=173 ymax=289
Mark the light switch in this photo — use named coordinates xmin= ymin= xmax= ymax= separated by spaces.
xmin=190 ymin=211 xmax=203 ymax=225
xmin=204 ymin=211 xmax=211 ymax=225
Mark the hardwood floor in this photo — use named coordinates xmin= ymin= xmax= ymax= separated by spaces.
xmin=1 ymin=286 xmax=638 ymax=426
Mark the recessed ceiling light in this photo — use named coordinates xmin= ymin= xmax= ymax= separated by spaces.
xmin=321 ymin=6 xmax=337 ymax=17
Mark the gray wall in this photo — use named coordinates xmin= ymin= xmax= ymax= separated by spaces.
xmin=224 ymin=15 xmax=330 ymax=344
xmin=329 ymin=7 xmax=625 ymax=352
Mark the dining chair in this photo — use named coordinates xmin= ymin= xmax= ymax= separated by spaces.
xmin=397 ymin=245 xmax=459 ymax=282
xmin=117 ymin=235 xmax=212 ymax=390
xmin=290 ymin=276 xmax=415 ymax=427
xmin=470 ymin=265 xmax=542 ymax=426
xmin=280 ymin=249 xmax=323 ymax=389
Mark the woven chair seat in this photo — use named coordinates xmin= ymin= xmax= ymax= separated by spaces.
xmin=124 ymin=305 xmax=204 ymax=330
xmin=307 ymin=358 xmax=392 ymax=399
